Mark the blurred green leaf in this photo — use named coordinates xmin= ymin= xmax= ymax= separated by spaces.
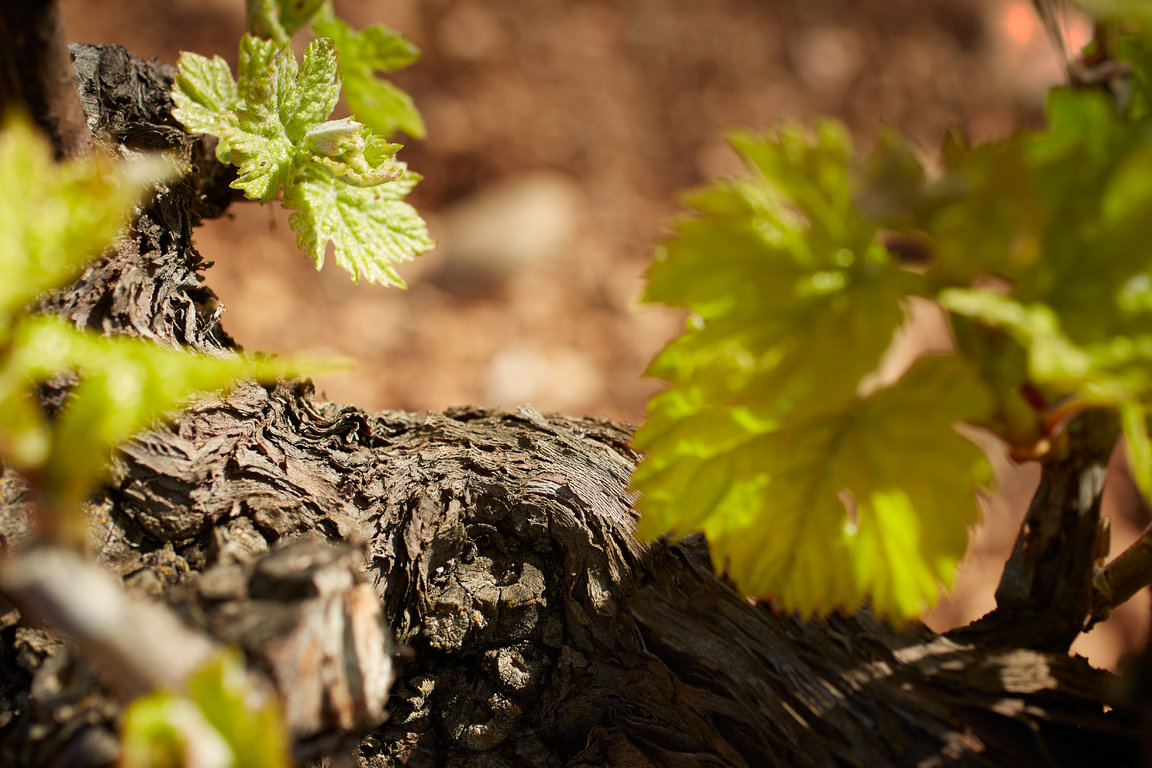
xmin=0 ymin=115 xmax=175 ymax=333
xmin=122 ymin=694 xmax=233 ymax=768
xmin=188 ymin=651 xmax=290 ymax=768
xmin=2 ymin=315 xmax=303 ymax=513
xmin=276 ymin=0 xmax=326 ymax=35
xmin=633 ymin=124 xmax=990 ymax=621
xmin=122 ymin=650 xmax=290 ymax=768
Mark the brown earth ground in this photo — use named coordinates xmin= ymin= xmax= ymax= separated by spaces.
xmin=59 ymin=0 xmax=1150 ymax=670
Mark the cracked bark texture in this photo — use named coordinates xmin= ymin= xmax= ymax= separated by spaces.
xmin=0 ymin=43 xmax=1144 ymax=767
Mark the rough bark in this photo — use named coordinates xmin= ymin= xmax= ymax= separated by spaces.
xmin=952 ymin=412 xmax=1118 ymax=653
xmin=0 ymin=43 xmax=1144 ymax=768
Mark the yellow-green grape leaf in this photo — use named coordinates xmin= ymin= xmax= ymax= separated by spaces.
xmin=642 ymin=123 xmax=918 ymax=429
xmin=284 ymin=165 xmax=432 ymax=286
xmin=121 ymin=694 xmax=234 ymax=768
xmin=5 ymin=315 xmax=303 ymax=513
xmin=236 ymin=32 xmax=281 ymax=97
xmin=224 ymin=37 xmax=341 ymax=202
xmin=632 ymin=122 xmax=994 ymax=621
xmin=634 ymin=356 xmax=991 ymax=621
xmin=312 ymin=16 xmax=426 ymax=138
xmin=122 ymin=650 xmax=290 ymax=768
xmin=0 ymin=114 xmax=174 ymax=331
xmin=171 ymin=33 xmax=431 ymax=285
xmin=187 ymin=651 xmax=291 ymax=768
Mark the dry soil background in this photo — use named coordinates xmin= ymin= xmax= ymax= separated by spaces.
xmin=58 ymin=0 xmax=1150 ymax=669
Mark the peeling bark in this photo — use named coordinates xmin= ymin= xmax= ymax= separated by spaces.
xmin=0 ymin=43 xmax=1144 ymax=768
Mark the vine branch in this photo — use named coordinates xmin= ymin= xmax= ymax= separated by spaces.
xmin=1091 ymin=520 xmax=1152 ymax=625
xmin=952 ymin=410 xmax=1118 ymax=652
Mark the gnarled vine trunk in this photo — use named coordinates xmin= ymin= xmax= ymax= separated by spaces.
xmin=0 ymin=43 xmax=1143 ymax=768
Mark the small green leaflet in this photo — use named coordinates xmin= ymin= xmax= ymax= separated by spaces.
xmin=632 ymin=124 xmax=992 ymax=621
xmin=246 ymin=0 xmax=327 ymax=45
xmin=172 ymin=34 xmax=432 ymax=285
xmin=121 ymin=650 xmax=289 ymax=768
xmin=169 ymin=54 xmax=238 ymax=155
xmin=313 ymin=16 xmax=426 ymax=138
xmin=286 ymin=164 xmax=430 ymax=286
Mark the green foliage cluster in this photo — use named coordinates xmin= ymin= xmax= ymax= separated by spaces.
xmin=632 ymin=25 xmax=1152 ymax=621
xmin=172 ymin=0 xmax=431 ymax=286
xmin=0 ymin=116 xmax=297 ymax=534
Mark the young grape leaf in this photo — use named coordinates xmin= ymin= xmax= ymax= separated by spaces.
xmin=169 ymin=53 xmax=239 ymax=156
xmin=312 ymin=16 xmax=426 ymax=138
xmin=632 ymin=123 xmax=989 ymax=621
xmin=245 ymin=0 xmax=327 ymax=45
xmin=634 ymin=356 xmax=991 ymax=620
xmin=642 ymin=123 xmax=918 ymax=429
xmin=237 ymin=32 xmax=281 ymax=97
xmin=0 ymin=114 xmax=175 ymax=330
xmin=172 ymin=34 xmax=433 ymax=285
xmin=224 ymin=38 xmax=340 ymax=202
xmin=285 ymin=164 xmax=432 ymax=286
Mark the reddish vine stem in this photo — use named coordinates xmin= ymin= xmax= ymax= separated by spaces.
xmin=0 ymin=0 xmax=91 ymax=157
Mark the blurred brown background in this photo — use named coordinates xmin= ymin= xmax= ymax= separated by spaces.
xmin=58 ymin=0 xmax=1149 ymax=669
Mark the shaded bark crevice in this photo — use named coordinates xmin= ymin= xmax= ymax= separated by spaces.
xmin=0 ymin=42 xmax=1144 ymax=768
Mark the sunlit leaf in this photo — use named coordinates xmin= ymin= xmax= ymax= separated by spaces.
xmin=632 ymin=125 xmax=990 ymax=621
xmin=171 ymin=33 xmax=432 ymax=284
xmin=284 ymin=164 xmax=432 ymax=286
xmin=0 ymin=114 xmax=174 ymax=331
xmin=170 ymin=53 xmax=239 ymax=159
xmin=635 ymin=357 xmax=990 ymax=621
xmin=4 ymin=315 xmax=303 ymax=513
xmin=313 ymin=16 xmax=425 ymax=138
